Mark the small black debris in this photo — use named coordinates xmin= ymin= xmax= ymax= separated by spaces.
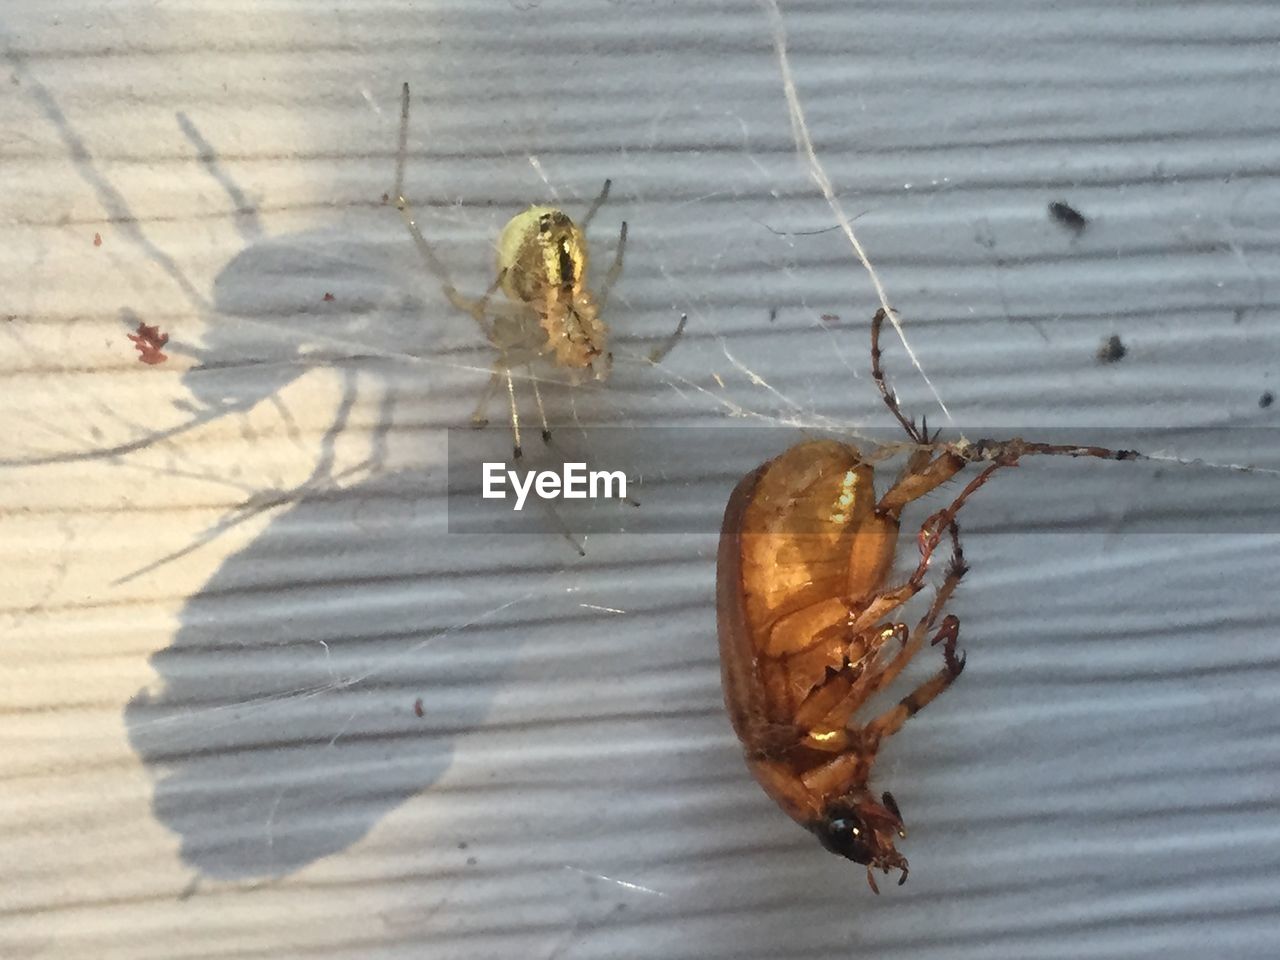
xmin=1097 ymin=334 xmax=1126 ymax=364
xmin=1048 ymin=200 xmax=1088 ymax=234
xmin=1261 ymin=391 xmax=1274 ymax=409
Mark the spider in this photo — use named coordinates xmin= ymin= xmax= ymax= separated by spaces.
xmin=391 ymin=82 xmax=682 ymax=459
xmin=716 ymin=307 xmax=1147 ymax=893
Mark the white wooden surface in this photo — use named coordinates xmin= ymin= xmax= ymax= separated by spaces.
xmin=3 ymin=1 xmax=1279 ymax=957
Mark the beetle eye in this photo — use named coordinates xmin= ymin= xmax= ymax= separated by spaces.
xmin=815 ymin=816 xmax=873 ymax=864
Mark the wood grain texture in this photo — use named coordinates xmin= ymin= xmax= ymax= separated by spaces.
xmin=2 ymin=1 xmax=1278 ymax=958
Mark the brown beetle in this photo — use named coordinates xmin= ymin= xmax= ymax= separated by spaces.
xmin=716 ymin=308 xmax=1141 ymax=892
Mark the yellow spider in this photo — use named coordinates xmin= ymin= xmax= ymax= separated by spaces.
xmin=391 ymin=83 xmax=681 ymax=458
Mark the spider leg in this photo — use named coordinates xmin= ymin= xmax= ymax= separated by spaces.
xmin=395 ymin=194 xmax=483 ymax=322
xmin=578 ymin=178 xmax=612 ymax=232
xmin=394 ymin=86 xmax=467 ymax=313
xmin=527 ymin=364 xmax=551 ymax=443
xmin=394 ymin=83 xmax=504 ymax=340
xmin=470 ymin=370 xmax=502 ymax=429
xmin=537 ymin=498 xmax=586 ymax=557
xmin=595 ymin=221 xmax=627 ymax=313
xmin=451 ymin=269 xmax=505 ymax=340
xmin=504 ymin=367 xmax=523 ymax=460
xmin=394 ymin=83 xmax=412 ymax=204
xmin=648 ymin=313 xmax=687 ymax=364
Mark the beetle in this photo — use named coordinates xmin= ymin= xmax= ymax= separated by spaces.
xmin=716 ymin=307 xmax=1141 ymax=892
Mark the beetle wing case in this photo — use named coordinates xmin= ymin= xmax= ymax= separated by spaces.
xmin=716 ymin=461 xmax=768 ymax=744
xmin=717 ymin=439 xmax=875 ymax=722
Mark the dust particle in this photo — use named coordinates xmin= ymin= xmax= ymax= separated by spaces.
xmin=1261 ymin=391 xmax=1274 ymax=409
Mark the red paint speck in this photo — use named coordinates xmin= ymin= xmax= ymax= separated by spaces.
xmin=127 ymin=322 xmax=169 ymax=365
xmin=322 ymin=292 xmax=335 ymax=302
xmin=93 ymin=232 xmax=102 ymax=247
xmin=413 ymin=698 xmax=424 ymax=718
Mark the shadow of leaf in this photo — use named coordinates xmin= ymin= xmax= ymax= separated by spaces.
xmin=124 ymin=468 xmax=510 ymax=879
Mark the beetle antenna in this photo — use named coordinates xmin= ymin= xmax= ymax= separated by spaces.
xmin=881 ymin=790 xmax=903 ymax=826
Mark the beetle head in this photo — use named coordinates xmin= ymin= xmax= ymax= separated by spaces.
xmin=813 ymin=790 xmax=909 ymax=893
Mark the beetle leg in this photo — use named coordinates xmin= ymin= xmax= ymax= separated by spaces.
xmin=809 ymin=617 xmax=960 ymax=756
xmin=799 ymin=751 xmax=871 ymax=800
xmin=810 ymin=525 xmax=968 ymax=753
xmin=866 ymin=867 xmax=881 ymax=895
xmin=855 ymin=460 xmax=1002 ymax=639
xmin=861 ymin=617 xmax=966 ymax=745
xmin=765 ymin=597 xmax=862 ymax=657
xmin=788 ymin=624 xmax=906 ymax=745
xmin=793 ymin=670 xmax=857 ymax=733
xmin=870 ymin=306 xmax=930 ymax=445
xmin=756 ymin=623 xmax=908 ymax=755
xmin=856 ymin=522 xmax=968 ymax=703
xmin=838 ymin=524 xmax=953 ymax=642
xmin=875 ymin=448 xmax=966 ymax=519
